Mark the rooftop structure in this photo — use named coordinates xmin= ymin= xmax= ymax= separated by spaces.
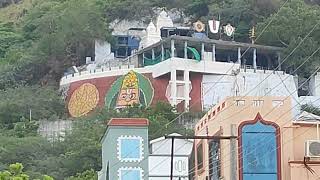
xmin=149 ymin=133 xmax=193 ymax=180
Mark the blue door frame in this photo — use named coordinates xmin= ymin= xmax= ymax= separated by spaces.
xmin=238 ymin=114 xmax=281 ymax=180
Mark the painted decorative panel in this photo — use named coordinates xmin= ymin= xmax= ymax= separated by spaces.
xmin=117 ymin=136 xmax=143 ymax=162
xmin=68 ymin=83 xmax=99 ymax=117
xmin=105 ymin=71 xmax=154 ymax=109
xmin=241 ymin=121 xmax=279 ymax=180
xmin=65 ymin=71 xmax=202 ymax=117
xmin=118 ymin=167 xmax=143 ymax=180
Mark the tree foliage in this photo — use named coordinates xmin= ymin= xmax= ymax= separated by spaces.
xmin=0 ymin=0 xmax=319 ymax=179
xmin=0 ymin=86 xmax=64 ymax=130
xmin=257 ymin=0 xmax=320 ymax=76
xmin=0 ymin=163 xmax=53 ymax=180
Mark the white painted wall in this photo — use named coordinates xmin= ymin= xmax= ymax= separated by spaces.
xmin=299 ymin=96 xmax=320 ymax=107
xmin=202 ymin=69 xmax=299 ymax=111
xmin=38 ymin=120 xmax=72 ymax=141
xmin=151 ymin=138 xmax=193 ymax=156
xmin=95 ymin=40 xmax=114 ymax=66
xmin=152 ymin=57 xmax=239 ymax=78
xmin=149 ymin=156 xmax=189 ymax=180
xmin=309 ymin=73 xmax=320 ymax=96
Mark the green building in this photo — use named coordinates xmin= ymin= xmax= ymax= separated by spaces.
xmin=98 ymin=118 xmax=149 ymax=180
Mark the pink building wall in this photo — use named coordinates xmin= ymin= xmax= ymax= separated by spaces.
xmin=194 ymin=96 xmax=320 ymax=180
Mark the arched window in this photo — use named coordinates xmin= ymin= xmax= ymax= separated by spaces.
xmin=238 ymin=114 xmax=281 ymax=180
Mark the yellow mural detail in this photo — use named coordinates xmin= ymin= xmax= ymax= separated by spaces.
xmin=116 ymin=71 xmax=139 ymax=107
xmin=68 ymin=83 xmax=99 ymax=117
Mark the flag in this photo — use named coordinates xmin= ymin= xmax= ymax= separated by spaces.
xmin=208 ymin=19 xmax=220 ymax=34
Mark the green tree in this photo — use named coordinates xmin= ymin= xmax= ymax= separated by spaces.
xmin=66 ymin=169 xmax=97 ymax=180
xmin=0 ymin=163 xmax=53 ymax=180
xmin=0 ymin=86 xmax=64 ymax=130
xmin=257 ymin=0 xmax=320 ymax=76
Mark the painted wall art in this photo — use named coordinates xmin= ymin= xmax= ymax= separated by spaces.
xmin=105 ymin=71 xmax=154 ymax=109
xmin=68 ymin=83 xmax=99 ymax=117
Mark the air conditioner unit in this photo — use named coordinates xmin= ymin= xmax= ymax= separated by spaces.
xmin=305 ymin=140 xmax=320 ymax=158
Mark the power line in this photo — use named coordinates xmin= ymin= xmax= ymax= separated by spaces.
xmin=197 ymin=32 xmax=320 ymax=135
xmin=188 ymin=94 xmax=320 ymax=177
xmin=161 ymin=0 xmax=292 ymax=129
xmin=188 ymin=80 xmax=320 ymax=176
xmin=188 ymin=47 xmax=320 ymax=173
xmin=192 ymin=67 xmax=320 ymax=168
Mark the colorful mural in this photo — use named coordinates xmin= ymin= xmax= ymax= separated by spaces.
xmin=68 ymin=83 xmax=99 ymax=117
xmin=105 ymin=71 xmax=154 ymax=109
xmin=65 ymin=71 xmax=202 ymax=117
xmin=116 ymin=71 xmax=140 ymax=107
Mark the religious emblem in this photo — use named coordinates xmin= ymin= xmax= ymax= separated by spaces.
xmin=208 ymin=19 xmax=220 ymax=34
xmin=194 ymin=21 xmax=205 ymax=32
xmin=224 ymin=23 xmax=235 ymax=37
xmin=116 ymin=71 xmax=140 ymax=108
xmin=105 ymin=71 xmax=154 ymax=109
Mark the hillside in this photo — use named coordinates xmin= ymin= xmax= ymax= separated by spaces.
xmin=0 ymin=0 xmax=319 ymax=179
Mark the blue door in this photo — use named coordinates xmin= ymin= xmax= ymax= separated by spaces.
xmin=241 ymin=121 xmax=279 ymax=180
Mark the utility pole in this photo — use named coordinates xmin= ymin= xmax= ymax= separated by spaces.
xmin=165 ymin=135 xmax=238 ymax=180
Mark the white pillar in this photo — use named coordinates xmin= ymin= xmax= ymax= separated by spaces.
xmin=170 ymin=69 xmax=177 ymax=106
xmin=184 ymin=70 xmax=190 ymax=111
xmin=142 ymin=52 xmax=145 ymax=66
xmin=201 ymin=43 xmax=205 ymax=60
xmin=152 ymin=49 xmax=155 ymax=60
xmin=277 ymin=52 xmax=281 ymax=71
xmin=161 ymin=44 xmax=164 ymax=61
xmin=171 ymin=39 xmax=175 ymax=58
xmin=237 ymin=47 xmax=241 ymax=64
xmin=253 ymin=48 xmax=257 ymax=71
xmin=184 ymin=41 xmax=188 ymax=59
xmin=212 ymin=44 xmax=216 ymax=62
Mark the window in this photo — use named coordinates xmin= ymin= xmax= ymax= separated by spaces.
xmin=217 ymin=106 xmax=221 ymax=112
xmin=209 ymin=140 xmax=221 ymax=180
xmin=222 ymin=102 xmax=226 ymax=108
xmin=196 ymin=142 xmax=204 ymax=171
xmin=212 ymin=111 xmax=216 ymax=116
xmin=236 ymin=100 xmax=245 ymax=106
xmin=117 ymin=136 xmax=143 ymax=162
xmin=118 ymin=167 xmax=143 ymax=180
xmin=253 ymin=100 xmax=264 ymax=107
xmin=272 ymin=100 xmax=284 ymax=107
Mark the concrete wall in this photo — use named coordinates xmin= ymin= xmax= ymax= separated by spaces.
xmin=100 ymin=126 xmax=149 ymax=180
xmin=38 ymin=120 xmax=72 ymax=141
xmin=95 ymin=40 xmax=114 ymax=65
xmin=151 ymin=139 xmax=193 ymax=155
xmin=202 ymin=70 xmax=299 ymax=112
xmin=289 ymin=163 xmax=320 ymax=180
xmin=202 ymin=70 xmax=297 ymax=108
xmin=309 ymin=72 xmax=320 ymax=96
xmin=149 ymin=155 xmax=189 ymax=180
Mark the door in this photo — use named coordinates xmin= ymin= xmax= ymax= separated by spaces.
xmin=240 ymin=121 xmax=280 ymax=180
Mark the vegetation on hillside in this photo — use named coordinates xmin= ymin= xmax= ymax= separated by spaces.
xmin=0 ymin=0 xmax=319 ymax=179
